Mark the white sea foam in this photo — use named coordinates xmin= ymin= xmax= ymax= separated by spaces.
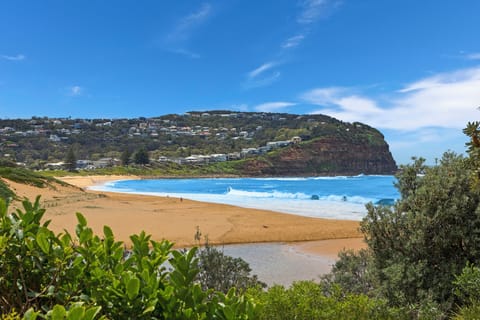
xmin=226 ymin=187 xmax=311 ymax=199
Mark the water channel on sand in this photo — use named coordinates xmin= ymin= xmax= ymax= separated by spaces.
xmin=217 ymin=238 xmax=365 ymax=286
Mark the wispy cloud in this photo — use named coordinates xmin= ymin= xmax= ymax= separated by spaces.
xmin=168 ymin=48 xmax=201 ymax=59
xmin=246 ymin=72 xmax=281 ymax=89
xmin=303 ymin=66 xmax=480 ymax=131
xmin=465 ymin=52 xmax=480 ymax=60
xmin=297 ymin=0 xmax=341 ymax=25
xmin=282 ymin=35 xmax=305 ymax=49
xmin=67 ymin=85 xmax=84 ymax=97
xmin=161 ymin=3 xmax=213 ymax=59
xmin=254 ymin=101 xmax=296 ymax=112
xmin=244 ymin=61 xmax=281 ymax=89
xmin=1 ymin=54 xmax=25 ymax=61
xmin=244 ymin=0 xmax=341 ymax=89
xmin=167 ymin=3 xmax=212 ymax=42
xmin=281 ymin=0 xmax=340 ymax=49
xmin=248 ymin=62 xmax=277 ymax=79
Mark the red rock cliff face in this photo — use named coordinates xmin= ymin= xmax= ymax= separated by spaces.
xmin=241 ymin=135 xmax=397 ymax=176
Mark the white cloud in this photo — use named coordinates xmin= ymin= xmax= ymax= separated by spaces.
xmin=297 ymin=0 xmax=340 ymax=24
xmin=244 ymin=61 xmax=281 ymax=89
xmin=167 ymin=3 xmax=212 ymax=42
xmin=254 ymin=101 xmax=296 ymax=112
xmin=248 ymin=62 xmax=277 ymax=79
xmin=68 ymin=86 xmax=84 ymax=97
xmin=1 ymin=54 xmax=25 ymax=61
xmin=304 ymin=66 xmax=480 ymax=130
xmin=282 ymin=35 xmax=305 ymax=49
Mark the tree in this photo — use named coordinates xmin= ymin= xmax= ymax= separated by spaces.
xmin=321 ymin=249 xmax=377 ymax=296
xmin=133 ymin=148 xmax=149 ymax=165
xmin=196 ymin=242 xmax=266 ymax=293
xmin=194 ymin=228 xmax=265 ymax=293
xmin=360 ymin=152 xmax=480 ymax=310
xmin=121 ymin=149 xmax=131 ymax=166
xmin=320 ymin=122 xmax=480 ymax=316
xmin=64 ymin=147 xmax=76 ymax=171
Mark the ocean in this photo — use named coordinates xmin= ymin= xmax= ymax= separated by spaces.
xmin=91 ymin=175 xmax=399 ymax=221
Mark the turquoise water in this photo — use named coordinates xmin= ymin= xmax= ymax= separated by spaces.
xmin=92 ymin=175 xmax=398 ymax=220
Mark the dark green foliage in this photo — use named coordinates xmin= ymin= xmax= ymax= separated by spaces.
xmin=0 ymin=197 xmax=258 ymax=318
xmin=121 ymin=149 xmax=132 ymax=166
xmin=249 ymin=281 xmax=402 ymax=320
xmin=64 ymin=147 xmax=77 ymax=172
xmin=452 ymin=264 xmax=480 ymax=319
xmin=453 ymin=263 xmax=480 ymax=306
xmin=464 ymin=121 xmax=480 ymax=188
xmin=134 ymin=148 xmax=150 ymax=165
xmin=317 ymin=123 xmax=480 ymax=318
xmin=453 ymin=303 xmax=480 ymax=320
xmin=321 ymin=249 xmax=377 ymax=296
xmin=0 ymin=166 xmax=62 ymax=188
xmin=196 ymin=243 xmax=266 ymax=293
xmin=0 ymin=158 xmax=17 ymax=167
xmin=361 ymin=153 xmax=480 ymax=310
xmin=0 ymin=179 xmax=15 ymax=201
xmin=0 ymin=166 xmax=69 ymax=202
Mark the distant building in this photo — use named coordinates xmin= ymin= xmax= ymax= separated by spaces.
xmin=49 ymin=134 xmax=61 ymax=142
xmin=291 ymin=136 xmax=302 ymax=144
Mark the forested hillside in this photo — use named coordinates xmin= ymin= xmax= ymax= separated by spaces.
xmin=0 ymin=111 xmax=397 ymax=175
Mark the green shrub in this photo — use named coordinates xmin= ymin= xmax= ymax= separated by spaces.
xmin=0 ymin=179 xmax=15 ymax=201
xmin=249 ymin=281 xmax=402 ymax=320
xmin=321 ymin=248 xmax=377 ymax=296
xmin=196 ymin=241 xmax=266 ymax=293
xmin=0 ymin=196 xmax=258 ymax=319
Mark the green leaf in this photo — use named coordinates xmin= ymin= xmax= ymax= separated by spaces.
xmin=24 ymin=308 xmax=39 ymax=320
xmin=83 ymin=306 xmax=102 ymax=320
xmin=127 ymin=276 xmax=141 ymax=300
xmin=0 ymin=235 xmax=8 ymax=254
xmin=76 ymin=212 xmax=87 ymax=226
xmin=142 ymin=305 xmax=156 ymax=315
xmin=36 ymin=230 xmax=50 ymax=254
xmin=0 ymin=198 xmax=7 ymax=218
xmin=223 ymin=306 xmax=235 ymax=320
xmin=66 ymin=305 xmax=85 ymax=320
xmin=51 ymin=305 xmax=66 ymax=320
xmin=103 ymin=225 xmax=114 ymax=239
xmin=61 ymin=232 xmax=72 ymax=246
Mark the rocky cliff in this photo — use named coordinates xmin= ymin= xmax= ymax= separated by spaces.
xmin=238 ymin=126 xmax=397 ymax=176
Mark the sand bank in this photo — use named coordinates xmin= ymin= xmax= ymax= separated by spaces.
xmin=7 ymin=175 xmax=365 ymax=254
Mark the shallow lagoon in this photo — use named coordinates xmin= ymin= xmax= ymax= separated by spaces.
xmin=219 ymin=241 xmax=336 ymax=286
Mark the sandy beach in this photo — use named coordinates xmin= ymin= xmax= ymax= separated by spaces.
xmin=7 ymin=175 xmax=366 ymax=255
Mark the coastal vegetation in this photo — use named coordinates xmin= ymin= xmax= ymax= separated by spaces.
xmin=1 ymin=122 xmax=480 ymax=318
xmin=0 ymin=111 xmax=396 ymax=176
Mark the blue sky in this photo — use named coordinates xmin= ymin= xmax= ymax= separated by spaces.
xmin=1 ymin=0 xmax=479 ymax=164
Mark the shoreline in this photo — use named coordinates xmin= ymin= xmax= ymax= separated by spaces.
xmin=9 ymin=174 xmax=366 ymax=256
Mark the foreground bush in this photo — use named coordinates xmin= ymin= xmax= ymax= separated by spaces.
xmin=0 ymin=197 xmax=257 ymax=319
xmin=248 ymin=281 xmax=402 ymax=320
